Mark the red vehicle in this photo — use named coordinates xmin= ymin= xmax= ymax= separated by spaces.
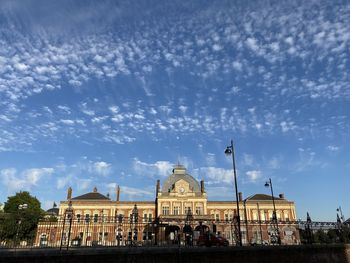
xmin=197 ymin=233 xmax=229 ymax=247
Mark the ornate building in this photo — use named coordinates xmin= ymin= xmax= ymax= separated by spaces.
xmin=35 ymin=164 xmax=300 ymax=246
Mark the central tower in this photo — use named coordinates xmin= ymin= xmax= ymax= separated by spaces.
xmin=156 ymin=164 xmax=207 ymax=218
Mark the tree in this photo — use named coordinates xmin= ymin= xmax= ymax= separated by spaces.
xmin=0 ymin=192 xmax=44 ymax=245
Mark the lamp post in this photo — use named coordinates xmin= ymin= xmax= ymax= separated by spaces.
xmin=257 ymin=203 xmax=263 ymax=244
xmin=243 ymin=200 xmax=249 ymax=244
xmin=337 ymin=206 xmax=345 ymax=222
xmin=264 ymin=178 xmax=280 ymax=245
xmin=225 ymin=139 xmax=242 ymax=246
xmin=15 ymin=204 xmax=28 ymax=249
xmin=132 ymin=204 xmax=138 ymax=246
xmin=60 ymin=201 xmax=73 ymax=250
xmin=66 ymin=201 xmax=73 ymax=250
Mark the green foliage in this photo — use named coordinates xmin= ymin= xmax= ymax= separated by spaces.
xmin=4 ymin=191 xmax=42 ymax=214
xmin=310 ymin=227 xmax=350 ymax=244
xmin=0 ymin=191 xmax=44 ymax=244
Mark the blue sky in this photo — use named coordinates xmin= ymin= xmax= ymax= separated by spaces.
xmin=0 ymin=0 xmax=349 ymax=221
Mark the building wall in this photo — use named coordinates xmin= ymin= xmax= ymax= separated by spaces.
xmin=35 ymin=166 xmax=299 ymax=246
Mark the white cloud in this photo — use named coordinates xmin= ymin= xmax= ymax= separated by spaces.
xmin=117 ymin=186 xmax=153 ymax=200
xmin=60 ymin=119 xmax=75 ymax=125
xmin=1 ymin=167 xmax=54 ymax=193
xmin=242 ymin=154 xmax=254 ymax=167
xmin=77 ymin=179 xmax=93 ymax=191
xmin=327 ymin=145 xmax=339 ymax=152
xmin=232 ymin=61 xmax=243 ymax=71
xmin=268 ymin=157 xmax=281 ymax=169
xmin=57 ymin=175 xmax=71 ymax=190
xmin=246 ymin=170 xmax=262 ymax=182
xmin=195 ymin=167 xmax=233 ymax=184
xmin=206 ymin=186 xmax=235 ymax=199
xmin=246 ymin=37 xmax=259 ymax=52
xmin=22 ymin=168 xmax=54 ymax=185
xmin=206 ymin=153 xmax=216 ymax=166
xmin=133 ymin=159 xmax=173 ymax=177
xmin=92 ymin=161 xmax=112 ymax=177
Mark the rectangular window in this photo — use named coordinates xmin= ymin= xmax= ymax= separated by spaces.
xmin=260 ymin=212 xmax=265 ymax=221
xmin=185 ymin=207 xmax=191 ymax=214
xmin=102 ymin=214 xmax=107 ymax=223
xmin=162 ymin=206 xmax=169 ymax=215
xmin=195 ymin=207 xmax=202 ymax=215
xmin=85 ymin=214 xmax=90 ymax=223
xmin=143 ymin=214 xmax=148 ymax=223
xmin=148 ymin=213 xmax=152 ymax=222
xmin=173 ymin=206 xmax=180 ymax=215
xmin=76 ymin=214 xmax=81 ymax=223
xmin=225 ymin=214 xmax=229 ymax=222
xmin=94 ymin=214 xmax=98 ymax=223
xmin=215 ymin=214 xmax=220 ymax=221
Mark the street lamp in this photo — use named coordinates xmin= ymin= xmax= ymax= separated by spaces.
xmin=264 ymin=178 xmax=281 ymax=245
xmin=60 ymin=201 xmax=73 ymax=250
xmin=225 ymin=139 xmax=242 ymax=246
xmin=66 ymin=201 xmax=74 ymax=250
xmin=15 ymin=204 xmax=28 ymax=249
xmin=337 ymin=206 xmax=345 ymax=222
xmin=132 ymin=204 xmax=138 ymax=245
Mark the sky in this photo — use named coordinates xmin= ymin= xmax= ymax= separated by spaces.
xmin=0 ymin=0 xmax=349 ymax=222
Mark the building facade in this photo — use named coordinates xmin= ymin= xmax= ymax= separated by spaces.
xmin=35 ymin=165 xmax=300 ymax=246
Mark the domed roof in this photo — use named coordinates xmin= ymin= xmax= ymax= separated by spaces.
xmin=161 ymin=165 xmax=201 ymax=194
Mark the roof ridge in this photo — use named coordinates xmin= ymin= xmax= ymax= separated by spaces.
xmin=71 ymin=191 xmax=110 ymax=200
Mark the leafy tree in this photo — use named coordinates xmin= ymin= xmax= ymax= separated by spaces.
xmin=313 ymin=229 xmax=330 ymax=244
xmin=327 ymin=229 xmax=338 ymax=243
xmin=0 ymin=192 xmax=44 ymax=245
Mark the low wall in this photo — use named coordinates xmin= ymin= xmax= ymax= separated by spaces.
xmin=1 ymin=245 xmax=350 ymax=263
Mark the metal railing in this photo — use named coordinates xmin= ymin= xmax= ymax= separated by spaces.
xmin=0 ymin=215 xmax=347 ymax=249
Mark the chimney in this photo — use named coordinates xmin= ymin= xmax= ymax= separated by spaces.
xmin=116 ymin=185 xmax=120 ymax=202
xmin=238 ymin=192 xmax=243 ymax=201
xmin=67 ymin=187 xmax=72 ymax=200
xmin=279 ymin=193 xmax=285 ymax=199
xmin=156 ymin=180 xmax=160 ymax=196
xmin=200 ymin=180 xmax=205 ymax=193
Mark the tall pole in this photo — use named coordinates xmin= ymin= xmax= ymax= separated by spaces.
xmin=266 ymin=178 xmax=280 ymax=244
xmin=226 ymin=139 xmax=242 ymax=246
xmin=337 ymin=206 xmax=345 ymax=222
xmin=60 ymin=213 xmax=67 ymax=250
xmin=244 ymin=200 xmax=249 ymax=244
xmin=257 ymin=203 xmax=263 ymax=243
xmin=66 ymin=212 xmax=73 ymax=250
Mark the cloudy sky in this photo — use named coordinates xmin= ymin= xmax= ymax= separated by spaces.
xmin=0 ymin=0 xmax=349 ymax=221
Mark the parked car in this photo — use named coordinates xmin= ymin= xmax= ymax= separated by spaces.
xmin=197 ymin=233 xmax=229 ymax=247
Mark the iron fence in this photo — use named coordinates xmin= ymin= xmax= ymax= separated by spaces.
xmin=0 ymin=214 xmax=345 ymax=249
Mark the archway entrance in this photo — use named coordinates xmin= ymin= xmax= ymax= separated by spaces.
xmin=183 ymin=225 xmax=193 ymax=246
xmin=195 ymin=224 xmax=209 ymax=235
xmin=143 ymin=225 xmax=154 ymax=245
xmin=165 ymin=225 xmax=180 ymax=244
